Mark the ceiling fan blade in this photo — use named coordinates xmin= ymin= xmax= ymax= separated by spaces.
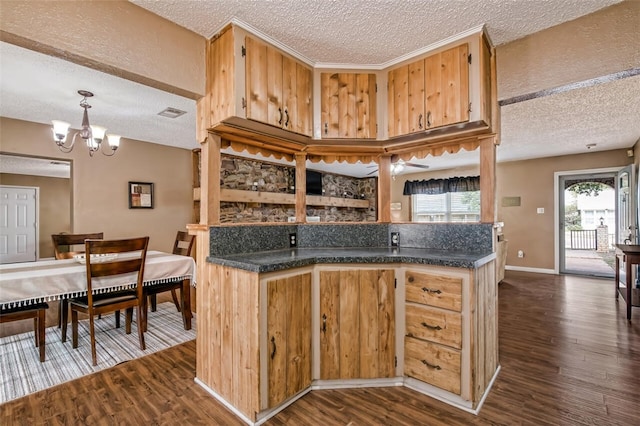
xmin=405 ymin=162 xmax=430 ymax=169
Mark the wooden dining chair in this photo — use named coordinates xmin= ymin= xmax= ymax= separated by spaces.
xmin=69 ymin=236 xmax=149 ymax=366
xmin=142 ymin=231 xmax=194 ymax=331
xmin=52 ymin=232 xmax=104 ymax=342
xmin=0 ymin=302 xmax=49 ymax=362
xmin=51 ymin=232 xmax=104 ymax=260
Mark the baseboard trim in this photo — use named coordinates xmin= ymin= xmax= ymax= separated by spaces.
xmin=505 ymin=265 xmax=556 ymax=274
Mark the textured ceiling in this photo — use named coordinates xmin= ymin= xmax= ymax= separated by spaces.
xmin=131 ymin=0 xmax=622 ymax=66
xmin=1 ymin=0 xmax=636 ymax=179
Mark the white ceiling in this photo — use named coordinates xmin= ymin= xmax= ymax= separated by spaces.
xmin=1 ymin=0 xmax=637 ymax=179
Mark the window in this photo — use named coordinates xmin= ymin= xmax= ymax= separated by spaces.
xmin=412 ymin=191 xmax=480 ymax=222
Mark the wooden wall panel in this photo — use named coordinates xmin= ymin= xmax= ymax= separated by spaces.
xmin=209 ymin=28 xmax=235 ymax=126
xmin=197 ymin=263 xmax=259 ymax=421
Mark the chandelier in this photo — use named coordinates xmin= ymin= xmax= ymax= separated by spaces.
xmin=51 ymin=90 xmax=120 ymax=157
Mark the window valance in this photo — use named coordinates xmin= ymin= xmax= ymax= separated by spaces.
xmin=403 ymin=176 xmax=480 ymax=195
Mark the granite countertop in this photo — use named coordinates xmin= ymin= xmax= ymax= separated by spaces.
xmin=207 ymin=247 xmax=496 ymax=273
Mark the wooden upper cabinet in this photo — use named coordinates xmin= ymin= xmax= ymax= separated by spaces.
xmin=246 ymin=36 xmax=313 ymax=136
xmin=388 ymin=43 xmax=470 ymax=137
xmin=426 ymin=43 xmax=469 ymax=128
xmin=320 ymin=72 xmax=377 ymax=139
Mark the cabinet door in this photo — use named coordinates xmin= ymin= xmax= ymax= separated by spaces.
xmin=355 ymin=73 xmax=377 ymax=139
xmin=245 ymin=36 xmax=269 ymax=124
xmin=319 ymin=269 xmax=395 ymax=380
xmin=387 ymin=65 xmax=409 ymax=137
xmin=425 ymin=43 xmax=469 ymax=128
xmin=407 ymin=58 xmax=425 ymax=133
xmin=321 ymin=73 xmax=376 ymax=139
xmin=267 ymin=273 xmax=311 ymax=408
xmin=267 ymin=46 xmax=284 ymax=129
xmin=293 ymin=63 xmax=312 ymax=136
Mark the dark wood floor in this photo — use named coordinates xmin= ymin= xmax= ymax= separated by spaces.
xmin=2 ymin=271 xmax=639 ymax=425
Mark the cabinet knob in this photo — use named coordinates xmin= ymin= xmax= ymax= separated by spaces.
xmin=418 ymin=114 xmax=423 ymax=130
xmin=284 ymin=108 xmax=290 ymax=127
xmin=278 ymin=108 xmax=283 ymax=125
xmin=426 ymin=111 xmax=432 ymax=127
xmin=324 ymin=122 xmax=328 ymax=135
xmin=322 ymin=313 xmax=327 ymax=334
xmin=421 ymin=287 xmax=442 ymax=294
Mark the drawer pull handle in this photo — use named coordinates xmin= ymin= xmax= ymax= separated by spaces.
xmin=421 ymin=321 xmax=442 ymax=330
xmin=322 ymin=314 xmax=327 ymax=334
xmin=421 ymin=359 xmax=441 ymax=370
xmin=270 ymin=336 xmax=277 ymax=360
xmin=421 ymin=287 xmax=442 ymax=294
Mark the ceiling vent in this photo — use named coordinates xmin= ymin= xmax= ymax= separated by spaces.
xmin=157 ymin=107 xmax=187 ymax=119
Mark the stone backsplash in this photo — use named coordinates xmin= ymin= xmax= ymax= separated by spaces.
xmin=220 ymin=154 xmax=377 ymax=223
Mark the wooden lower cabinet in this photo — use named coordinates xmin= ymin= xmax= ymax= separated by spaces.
xmin=403 ymin=263 xmax=498 ymax=409
xmin=319 ymin=268 xmax=395 ymax=380
xmin=404 ymin=336 xmax=461 ymax=394
xmin=266 ymin=273 xmax=312 ymax=408
xmin=195 ymin=261 xmax=496 ymax=422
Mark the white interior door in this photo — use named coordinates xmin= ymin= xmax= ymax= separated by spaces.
xmin=0 ymin=185 xmax=38 ymax=263
xmin=617 ymin=165 xmax=637 ymax=244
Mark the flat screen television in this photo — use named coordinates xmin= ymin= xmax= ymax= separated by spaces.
xmin=306 ymin=170 xmax=323 ymax=195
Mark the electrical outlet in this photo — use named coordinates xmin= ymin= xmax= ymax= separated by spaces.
xmin=391 ymin=232 xmax=400 ymax=247
xmin=289 ymin=233 xmax=297 ymax=248
xmin=517 ymin=250 xmax=524 ymax=258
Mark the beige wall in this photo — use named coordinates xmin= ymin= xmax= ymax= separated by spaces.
xmin=496 ymin=1 xmax=640 ymax=99
xmin=390 ymin=149 xmax=632 ymax=271
xmin=496 ymin=150 xmax=631 ymax=270
xmin=0 ymin=117 xmax=193 ymax=253
xmin=0 ymin=173 xmax=71 ymax=258
xmin=0 ymin=0 xmax=206 ymax=99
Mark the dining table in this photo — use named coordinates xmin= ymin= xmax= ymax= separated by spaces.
xmin=0 ymin=250 xmax=196 ymax=330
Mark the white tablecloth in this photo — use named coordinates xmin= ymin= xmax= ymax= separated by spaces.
xmin=0 ymin=251 xmax=196 ymax=309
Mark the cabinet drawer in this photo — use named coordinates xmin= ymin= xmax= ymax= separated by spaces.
xmin=405 ymin=304 xmax=461 ymax=349
xmin=405 ymin=271 xmax=462 ymax=311
xmin=404 ymin=336 xmax=461 ymax=394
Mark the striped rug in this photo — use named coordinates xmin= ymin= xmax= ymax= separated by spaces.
xmin=0 ymin=302 xmax=196 ymax=403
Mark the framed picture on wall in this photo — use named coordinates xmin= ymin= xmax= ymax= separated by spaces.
xmin=128 ymin=181 xmax=154 ymax=209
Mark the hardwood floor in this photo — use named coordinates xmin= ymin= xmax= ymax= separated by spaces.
xmin=1 ymin=271 xmax=639 ymax=425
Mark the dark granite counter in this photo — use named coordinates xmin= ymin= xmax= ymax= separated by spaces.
xmin=207 ymin=247 xmax=495 ymax=273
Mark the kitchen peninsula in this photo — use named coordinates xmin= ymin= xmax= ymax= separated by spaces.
xmin=190 ymin=223 xmax=498 ymax=425
xmin=187 ymin=21 xmax=500 ymax=426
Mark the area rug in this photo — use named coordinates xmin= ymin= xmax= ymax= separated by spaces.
xmin=0 ymin=302 xmax=196 ymax=403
